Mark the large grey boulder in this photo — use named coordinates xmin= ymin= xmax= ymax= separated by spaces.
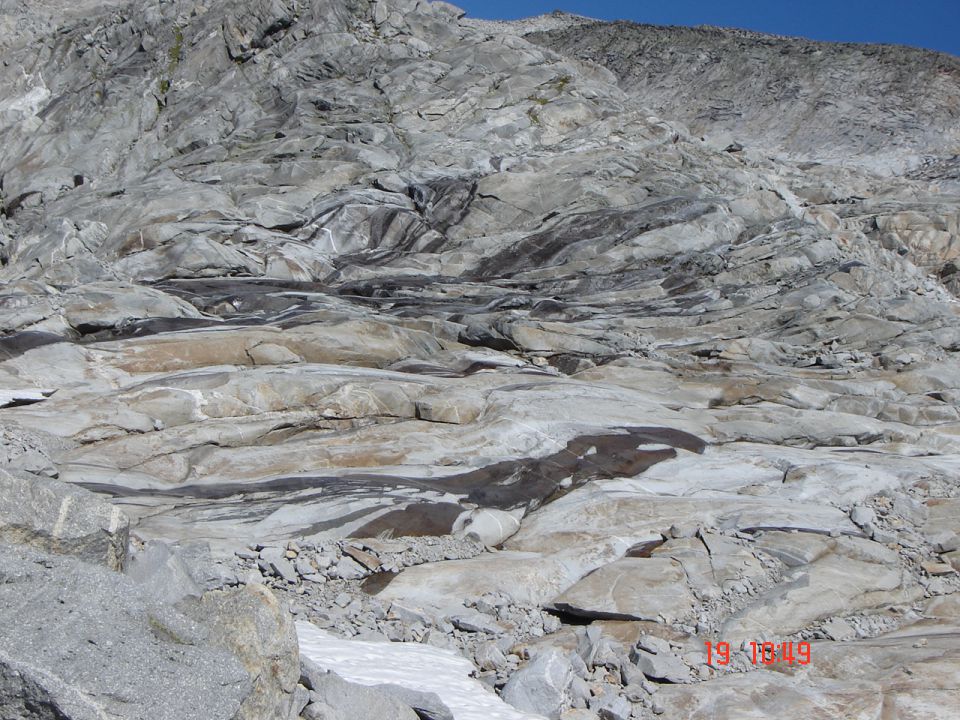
xmin=370 ymin=684 xmax=454 ymax=720
xmin=0 ymin=543 xmax=250 ymax=720
xmin=299 ymin=662 xmax=419 ymax=720
xmin=547 ymin=557 xmax=696 ymax=623
xmin=0 ymin=468 xmax=128 ymax=570
xmin=187 ymin=584 xmax=302 ymax=720
xmin=501 ymin=648 xmax=574 ymax=719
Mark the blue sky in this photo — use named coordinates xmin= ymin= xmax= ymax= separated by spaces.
xmin=454 ymin=0 xmax=960 ymax=57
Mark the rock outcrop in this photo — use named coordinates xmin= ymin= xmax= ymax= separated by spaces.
xmin=191 ymin=584 xmax=302 ymax=720
xmin=0 ymin=543 xmax=251 ymax=720
xmin=1 ymin=0 xmax=959 ymax=717
xmin=0 ymin=468 xmax=128 ymax=569
xmin=523 ymin=14 xmax=960 ymax=174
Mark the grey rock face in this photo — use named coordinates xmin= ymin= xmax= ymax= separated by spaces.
xmin=302 ymin=670 xmax=419 ymax=720
xmin=0 ymin=543 xmax=250 ymax=720
xmin=0 ymin=468 xmax=128 ymax=570
xmin=125 ymin=539 xmax=203 ymax=604
xmin=525 ymin=16 xmax=960 ymax=173
xmin=501 ymin=648 xmax=574 ymax=719
xmin=188 ymin=584 xmax=301 ymax=720
xmin=2 ymin=0 xmax=960 ymax=717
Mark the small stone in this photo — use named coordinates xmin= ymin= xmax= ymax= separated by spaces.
xmin=929 ymin=532 xmax=960 ymax=554
xmin=821 ymin=617 xmax=856 ymax=641
xmin=872 ymin=528 xmax=898 ymax=544
xmin=333 ymin=556 xmax=367 ymax=580
xmin=569 ymin=676 xmax=592 ymax=705
xmin=449 ymin=611 xmax=503 ymax=635
xmin=342 ymin=544 xmax=381 ymax=571
xmin=922 ymin=561 xmax=956 ymax=576
xmin=577 ymin=625 xmax=603 ymax=667
xmin=631 ymin=648 xmax=691 ymax=684
xmin=501 ymin=649 xmax=574 ymax=719
xmin=259 ymin=546 xmax=299 ymax=584
xmin=389 ymin=602 xmax=434 ymax=626
xmin=597 ymin=696 xmax=632 ymax=720
xmin=636 ymin=636 xmax=671 ymax=656
xmin=301 ymin=701 xmax=336 ymax=720
xmin=475 ymin=641 xmax=508 ymax=671
xmin=295 ymin=558 xmax=315 ymax=577
xmin=850 ymin=506 xmax=876 ymax=528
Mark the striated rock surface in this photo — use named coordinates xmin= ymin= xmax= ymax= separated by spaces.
xmin=1 ymin=0 xmax=960 ymax=718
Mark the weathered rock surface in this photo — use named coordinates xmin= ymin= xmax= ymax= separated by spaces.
xmin=125 ymin=538 xmax=204 ymax=603
xmin=2 ymin=0 xmax=960 ymax=717
xmin=0 ymin=543 xmax=251 ymax=720
xmin=523 ymin=15 xmax=960 ymax=174
xmin=501 ymin=649 xmax=574 ymax=719
xmin=549 ymin=557 xmax=696 ymax=623
xmin=189 ymin=584 xmax=302 ymax=720
xmin=0 ymin=468 xmax=128 ymax=569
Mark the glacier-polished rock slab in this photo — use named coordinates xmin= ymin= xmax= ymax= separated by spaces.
xmin=547 ymin=557 xmax=697 ymax=623
xmin=1 ymin=0 xmax=960 ymax=716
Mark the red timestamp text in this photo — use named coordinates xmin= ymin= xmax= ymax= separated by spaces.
xmin=705 ymin=641 xmax=812 ymax=666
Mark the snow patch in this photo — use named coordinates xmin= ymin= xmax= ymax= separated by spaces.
xmin=297 ymin=621 xmax=546 ymax=720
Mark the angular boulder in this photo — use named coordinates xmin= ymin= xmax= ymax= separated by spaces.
xmin=0 ymin=468 xmax=128 ymax=570
xmin=190 ymin=584 xmax=301 ymax=720
xmin=501 ymin=648 xmax=575 ymax=720
xmin=301 ymin=666 xmax=419 ymax=720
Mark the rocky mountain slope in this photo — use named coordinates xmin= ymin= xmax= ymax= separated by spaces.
xmin=1 ymin=0 xmax=959 ymax=718
xmin=525 ymin=14 xmax=960 ymax=175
